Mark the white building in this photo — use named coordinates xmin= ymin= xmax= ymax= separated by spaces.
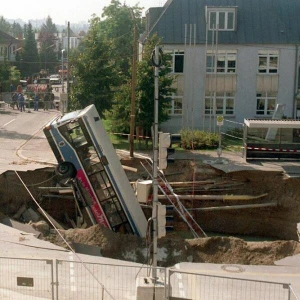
xmin=140 ymin=0 xmax=300 ymax=133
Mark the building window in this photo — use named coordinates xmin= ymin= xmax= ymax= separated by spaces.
xmin=205 ymin=92 xmax=235 ymax=115
xmin=168 ymin=95 xmax=183 ymax=115
xmin=256 ymin=92 xmax=277 ymax=115
xmin=258 ymin=51 xmax=279 ymax=74
xmin=165 ymin=50 xmax=184 ymax=73
xmin=206 ymin=51 xmax=236 ymax=73
xmin=206 ymin=7 xmax=236 ymax=31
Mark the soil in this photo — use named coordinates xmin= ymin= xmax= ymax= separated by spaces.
xmin=1 ymin=157 xmax=300 ymax=267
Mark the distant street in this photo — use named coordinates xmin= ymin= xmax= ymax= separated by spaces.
xmin=0 ymin=107 xmax=59 ymax=174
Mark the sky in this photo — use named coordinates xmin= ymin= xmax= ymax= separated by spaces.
xmin=1 ymin=0 xmax=164 ymax=25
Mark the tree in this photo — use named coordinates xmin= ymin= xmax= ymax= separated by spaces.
xmin=0 ymin=16 xmax=11 ymax=34
xmin=100 ymin=0 xmax=143 ymax=80
xmin=20 ymin=23 xmax=39 ymax=78
xmin=108 ymin=34 xmax=176 ymax=139
xmin=41 ymin=16 xmax=58 ymax=34
xmin=11 ymin=22 xmax=23 ymax=39
xmin=39 ymin=16 xmax=58 ymax=74
xmin=106 ymin=83 xmax=132 ymax=133
xmin=135 ymin=34 xmax=176 ymax=137
xmin=68 ymin=16 xmax=118 ymax=117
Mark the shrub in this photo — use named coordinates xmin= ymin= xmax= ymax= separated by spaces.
xmin=179 ymin=129 xmax=219 ymax=150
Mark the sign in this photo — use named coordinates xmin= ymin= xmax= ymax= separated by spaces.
xmin=217 ymin=115 xmax=224 ymax=126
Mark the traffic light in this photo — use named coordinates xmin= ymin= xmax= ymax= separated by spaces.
xmin=158 ymin=132 xmax=175 ymax=170
xmin=157 ymin=203 xmax=166 ymax=238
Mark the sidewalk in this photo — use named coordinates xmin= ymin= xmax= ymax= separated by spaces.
xmin=19 ymin=128 xmax=300 ymax=176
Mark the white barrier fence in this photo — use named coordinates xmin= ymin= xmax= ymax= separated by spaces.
xmin=0 ymin=257 xmax=298 ymax=300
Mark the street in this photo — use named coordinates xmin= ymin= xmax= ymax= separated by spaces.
xmin=0 ymin=107 xmax=59 ymax=174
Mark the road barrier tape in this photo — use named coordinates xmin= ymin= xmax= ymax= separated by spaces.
xmin=247 ymin=146 xmax=300 ymax=153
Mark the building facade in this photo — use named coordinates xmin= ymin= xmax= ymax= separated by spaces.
xmin=0 ymin=31 xmax=19 ymax=62
xmin=141 ymin=0 xmax=300 ymax=133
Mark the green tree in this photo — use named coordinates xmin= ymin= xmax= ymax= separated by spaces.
xmin=39 ymin=16 xmax=58 ymax=74
xmin=41 ymin=16 xmax=58 ymax=34
xmin=106 ymin=83 xmax=132 ymax=133
xmin=69 ymin=16 xmax=117 ymax=117
xmin=0 ymin=16 xmax=11 ymax=34
xmin=11 ymin=22 xmax=23 ymax=39
xmin=21 ymin=23 xmax=39 ymax=78
xmin=108 ymin=34 xmax=175 ymax=138
xmin=100 ymin=0 xmax=143 ymax=80
xmin=135 ymin=34 xmax=175 ymax=136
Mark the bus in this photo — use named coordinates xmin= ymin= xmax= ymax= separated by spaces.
xmin=43 ymin=104 xmax=148 ymax=237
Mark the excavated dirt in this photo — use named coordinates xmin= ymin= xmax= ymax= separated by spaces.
xmin=1 ymin=157 xmax=300 ymax=267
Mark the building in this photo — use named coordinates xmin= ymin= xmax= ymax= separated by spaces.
xmin=140 ymin=0 xmax=300 ymax=133
xmin=0 ymin=31 xmax=20 ymax=62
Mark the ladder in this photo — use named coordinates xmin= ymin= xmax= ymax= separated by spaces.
xmin=141 ymin=160 xmax=206 ymax=238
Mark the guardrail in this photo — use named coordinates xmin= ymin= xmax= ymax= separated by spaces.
xmin=0 ymin=256 xmax=298 ymax=300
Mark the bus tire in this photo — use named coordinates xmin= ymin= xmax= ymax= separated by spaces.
xmin=55 ymin=162 xmax=76 ymax=179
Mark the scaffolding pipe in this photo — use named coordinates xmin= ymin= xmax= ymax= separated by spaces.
xmin=188 ymin=202 xmax=277 ymax=211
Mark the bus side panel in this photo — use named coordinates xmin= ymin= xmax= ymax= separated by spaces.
xmin=76 ymin=170 xmax=110 ymax=227
xmin=47 ymin=126 xmax=110 ymax=229
xmin=82 ymin=105 xmax=148 ymax=237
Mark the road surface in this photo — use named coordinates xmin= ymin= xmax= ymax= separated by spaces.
xmin=0 ymin=107 xmax=59 ymax=175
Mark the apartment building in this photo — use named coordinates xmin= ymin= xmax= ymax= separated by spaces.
xmin=140 ymin=0 xmax=300 ymax=133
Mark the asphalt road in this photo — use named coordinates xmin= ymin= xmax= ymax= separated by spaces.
xmin=0 ymin=107 xmax=59 ymax=175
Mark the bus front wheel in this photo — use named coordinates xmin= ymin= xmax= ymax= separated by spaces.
xmin=56 ymin=162 xmax=76 ymax=179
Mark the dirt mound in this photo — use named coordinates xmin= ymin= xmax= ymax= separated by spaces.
xmin=42 ymin=224 xmax=300 ymax=267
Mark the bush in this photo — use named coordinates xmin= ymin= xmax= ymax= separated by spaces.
xmin=179 ymin=129 xmax=219 ymax=150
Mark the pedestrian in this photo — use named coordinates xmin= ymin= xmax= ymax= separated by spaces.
xmin=18 ymin=92 xmax=25 ymax=112
xmin=44 ymin=93 xmax=50 ymax=110
xmin=10 ymin=82 xmax=15 ymax=92
xmin=11 ymin=93 xmax=19 ymax=110
xmin=34 ymin=93 xmax=40 ymax=111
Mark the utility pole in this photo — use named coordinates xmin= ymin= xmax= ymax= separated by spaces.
xmin=129 ymin=12 xmax=137 ymax=158
xmin=66 ymin=21 xmax=70 ymax=112
xmin=151 ymin=45 xmax=160 ymax=280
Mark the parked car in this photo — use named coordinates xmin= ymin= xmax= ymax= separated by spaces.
xmin=49 ymin=74 xmax=61 ymax=85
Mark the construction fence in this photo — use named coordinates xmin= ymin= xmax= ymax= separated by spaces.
xmin=0 ymin=256 xmax=298 ymax=300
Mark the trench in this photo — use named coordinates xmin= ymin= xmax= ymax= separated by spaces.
xmin=0 ymin=160 xmax=299 ymax=242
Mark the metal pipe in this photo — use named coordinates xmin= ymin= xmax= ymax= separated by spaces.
xmin=188 ymin=202 xmax=277 ymax=211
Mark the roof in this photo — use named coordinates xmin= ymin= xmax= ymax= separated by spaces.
xmin=142 ymin=0 xmax=300 ymax=45
xmin=0 ymin=30 xmax=17 ymax=44
xmin=244 ymin=119 xmax=300 ymax=128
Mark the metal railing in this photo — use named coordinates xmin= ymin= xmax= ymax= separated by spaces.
xmin=0 ymin=256 xmax=298 ymax=300
xmin=168 ymin=268 xmax=299 ymax=300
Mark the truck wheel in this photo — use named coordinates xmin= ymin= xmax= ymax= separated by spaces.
xmin=56 ymin=162 xmax=76 ymax=179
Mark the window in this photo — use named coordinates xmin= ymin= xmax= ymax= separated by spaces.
xmin=258 ymin=51 xmax=279 ymax=74
xmin=168 ymin=95 xmax=183 ymax=115
xmin=165 ymin=50 xmax=184 ymax=73
xmin=207 ymin=7 xmax=236 ymax=31
xmin=205 ymin=92 xmax=235 ymax=115
xmin=206 ymin=51 xmax=236 ymax=73
xmin=256 ymin=92 xmax=277 ymax=115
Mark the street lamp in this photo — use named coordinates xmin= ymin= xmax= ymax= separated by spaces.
xmin=61 ymin=49 xmax=65 ymax=92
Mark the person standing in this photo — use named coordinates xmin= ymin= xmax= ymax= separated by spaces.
xmin=11 ymin=93 xmax=18 ymax=110
xmin=34 ymin=93 xmax=40 ymax=111
xmin=18 ymin=92 xmax=25 ymax=112
xmin=44 ymin=93 xmax=50 ymax=110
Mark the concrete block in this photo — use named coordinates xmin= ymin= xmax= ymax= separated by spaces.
xmin=136 ymin=277 xmax=166 ymax=300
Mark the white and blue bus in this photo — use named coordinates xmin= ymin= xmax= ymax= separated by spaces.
xmin=43 ymin=104 xmax=147 ymax=237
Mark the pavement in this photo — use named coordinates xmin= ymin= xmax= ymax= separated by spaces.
xmin=18 ymin=126 xmax=300 ymax=177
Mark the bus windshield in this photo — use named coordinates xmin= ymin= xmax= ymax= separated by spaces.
xmin=43 ymin=104 xmax=147 ymax=237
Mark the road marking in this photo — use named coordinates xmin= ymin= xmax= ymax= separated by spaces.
xmin=2 ymin=119 xmax=15 ymax=128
